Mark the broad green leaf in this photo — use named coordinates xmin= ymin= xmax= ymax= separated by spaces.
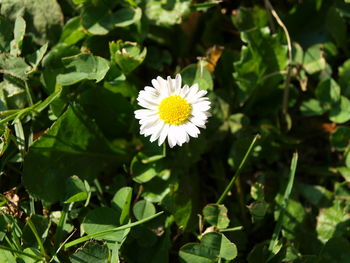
xmin=144 ymin=0 xmax=191 ymax=26
xmin=300 ymin=99 xmax=327 ymax=116
xmin=0 ymin=16 xmax=12 ymax=52
xmin=201 ymin=232 xmax=237 ymax=260
xmin=0 ymin=54 xmax=31 ymax=80
xmin=303 ymin=44 xmax=326 ymax=74
xmin=247 ymin=201 xmax=268 ymax=222
xmin=70 ymin=241 xmax=109 ymax=263
xmin=112 ymin=187 xmax=133 ymax=224
xmin=338 ymin=59 xmax=350 ymax=96
xmin=41 ymin=43 xmax=80 ymax=93
xmin=0 ymin=249 xmax=16 ymax=263
xmin=315 ymin=79 xmax=340 ymax=110
xmin=318 ymin=237 xmax=350 ymax=263
xmin=316 ymin=201 xmax=350 ymax=243
xmin=231 ymin=6 xmax=268 ymax=31
xmin=274 ymin=196 xmax=306 ymax=241
xmin=179 ymin=232 xmax=237 ymax=262
xmin=57 ymin=53 xmax=110 ymax=86
xmin=26 ymin=43 xmax=48 ymax=73
xmin=81 ymin=2 xmax=141 ymax=35
xmin=10 ymin=15 xmax=25 ymax=57
xmin=0 ymin=0 xmax=63 ymax=45
xmin=202 ymin=204 xmax=230 ymax=229
xmin=181 ymin=62 xmax=213 ymax=91
xmin=23 ymin=105 xmax=124 ymax=203
xmin=0 ymin=76 xmax=26 ymax=109
xmin=59 ymin=17 xmax=86 ymax=45
xmin=330 ymin=126 xmax=350 ymax=151
xmin=64 ymin=175 xmax=89 ymax=203
xmin=78 ymin=84 xmax=134 ymax=138
xmin=131 ymin=156 xmax=165 ymax=183
xmin=329 ymin=96 xmax=350 ymax=123
xmin=18 ymin=248 xmax=43 ymax=263
xmin=133 ymin=200 xmax=156 ymax=220
xmin=233 ymin=27 xmax=288 ymax=104
xmin=82 ymin=207 xmax=125 ymax=242
xmin=179 ymin=244 xmax=216 ymax=263
xmin=298 ymin=183 xmax=333 ymax=207
xmin=228 ymin=113 xmax=249 ymax=134
xmin=110 ymin=41 xmax=146 ymax=74
xmin=325 ymin=7 xmax=347 ymax=53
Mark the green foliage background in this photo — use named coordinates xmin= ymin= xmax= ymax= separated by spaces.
xmin=0 ymin=0 xmax=350 ymax=262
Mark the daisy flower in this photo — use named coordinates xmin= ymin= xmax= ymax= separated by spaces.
xmin=135 ymin=74 xmax=211 ymax=148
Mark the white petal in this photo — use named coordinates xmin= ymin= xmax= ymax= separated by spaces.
xmin=192 ymin=102 xmax=211 ymax=112
xmin=135 ymin=109 xmax=157 ymax=119
xmin=158 ymin=123 xmax=170 ymax=146
xmin=167 ymin=126 xmax=177 ymax=148
xmin=174 ymin=125 xmax=187 ymax=145
xmin=184 ymin=122 xmax=200 ymax=138
xmin=150 ymin=121 xmax=165 ymax=142
xmin=175 ymin=74 xmax=182 ymax=90
xmin=190 ymin=116 xmax=206 ymax=128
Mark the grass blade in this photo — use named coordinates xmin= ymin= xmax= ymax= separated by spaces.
xmin=216 ymin=134 xmax=260 ymax=204
xmin=267 ymin=152 xmax=298 ymax=261
xmin=63 ymin=211 xmax=164 ymax=249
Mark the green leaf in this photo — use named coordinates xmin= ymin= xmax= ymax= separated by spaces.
xmin=131 ymin=156 xmax=165 ymax=183
xmin=112 ymin=187 xmax=133 ymax=224
xmin=144 ymin=0 xmax=191 ymax=26
xmin=298 ymin=183 xmax=333 ymax=207
xmin=202 ymin=204 xmax=230 ymax=229
xmin=201 ymin=232 xmax=237 ymax=260
xmin=10 ymin=15 xmax=26 ymax=57
xmin=57 ymin=53 xmax=110 ymax=86
xmin=233 ymin=27 xmax=288 ymax=104
xmin=303 ymin=44 xmax=327 ymax=74
xmin=179 ymin=232 xmax=237 ymax=262
xmin=23 ymin=105 xmax=123 ymax=203
xmin=82 ymin=207 xmax=125 ymax=242
xmin=181 ymin=62 xmax=213 ymax=91
xmin=64 ymin=175 xmax=89 ymax=203
xmin=133 ymin=200 xmax=156 ymax=221
xmin=179 ymin=244 xmax=215 ymax=263
xmin=0 ymin=249 xmax=16 ymax=263
xmin=59 ymin=16 xmax=86 ymax=45
xmin=316 ymin=201 xmax=350 ymax=243
xmin=330 ymin=126 xmax=350 ymax=151
xmin=78 ymin=84 xmax=134 ymax=138
xmin=300 ymin=99 xmax=327 ymax=116
xmin=81 ymin=2 xmax=141 ymax=35
xmin=329 ymin=96 xmax=350 ymax=124
xmin=326 ymin=7 xmax=348 ymax=54
xmin=26 ymin=43 xmax=48 ymax=73
xmin=231 ymin=6 xmax=268 ymax=31
xmin=247 ymin=201 xmax=268 ymax=222
xmin=338 ymin=59 xmax=350 ymax=96
xmin=110 ymin=41 xmax=146 ymax=74
xmin=0 ymin=16 xmax=13 ymax=52
xmin=315 ymin=79 xmax=341 ymax=110
xmin=0 ymin=0 xmax=63 ymax=45
xmin=70 ymin=241 xmax=109 ymax=263
xmin=0 ymin=54 xmax=31 ymax=80
xmin=318 ymin=237 xmax=350 ymax=263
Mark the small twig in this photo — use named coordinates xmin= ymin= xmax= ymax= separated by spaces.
xmin=265 ymin=0 xmax=293 ymax=115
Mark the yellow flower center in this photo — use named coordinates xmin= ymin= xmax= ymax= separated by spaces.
xmin=158 ymin=95 xmax=191 ymax=125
